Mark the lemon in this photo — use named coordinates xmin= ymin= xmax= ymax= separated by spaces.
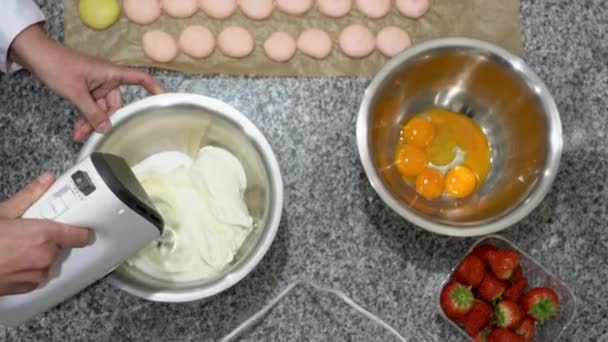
xmin=79 ymin=0 xmax=121 ymax=30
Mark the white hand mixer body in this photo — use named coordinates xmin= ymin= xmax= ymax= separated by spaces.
xmin=0 ymin=153 xmax=163 ymax=326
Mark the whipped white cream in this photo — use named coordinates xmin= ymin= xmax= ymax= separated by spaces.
xmin=129 ymin=146 xmax=253 ymax=282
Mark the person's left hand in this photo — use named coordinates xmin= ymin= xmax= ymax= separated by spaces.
xmin=10 ymin=24 xmax=164 ymax=142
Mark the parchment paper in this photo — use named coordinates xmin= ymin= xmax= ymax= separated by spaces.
xmin=63 ymin=0 xmax=523 ymax=77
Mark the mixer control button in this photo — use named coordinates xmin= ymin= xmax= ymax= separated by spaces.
xmin=71 ymin=171 xmax=96 ymax=196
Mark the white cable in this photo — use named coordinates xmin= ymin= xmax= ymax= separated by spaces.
xmin=219 ymin=280 xmax=407 ymax=342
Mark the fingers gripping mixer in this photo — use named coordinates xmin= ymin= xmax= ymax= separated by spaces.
xmin=0 ymin=153 xmax=163 ymax=326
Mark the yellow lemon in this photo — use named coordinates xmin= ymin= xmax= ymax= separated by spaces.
xmin=79 ymin=0 xmax=121 ymax=30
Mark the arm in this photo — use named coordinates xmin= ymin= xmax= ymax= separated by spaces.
xmin=0 ymin=0 xmax=44 ymax=74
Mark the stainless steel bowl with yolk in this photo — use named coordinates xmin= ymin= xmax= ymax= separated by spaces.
xmin=357 ymin=38 xmax=563 ymax=237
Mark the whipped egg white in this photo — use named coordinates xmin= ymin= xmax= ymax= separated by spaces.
xmin=129 ymin=146 xmax=253 ymax=282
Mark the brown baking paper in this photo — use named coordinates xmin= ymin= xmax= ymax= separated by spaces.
xmin=63 ymin=0 xmax=523 ymax=77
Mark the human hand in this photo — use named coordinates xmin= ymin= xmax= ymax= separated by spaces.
xmin=9 ymin=24 xmax=164 ymax=142
xmin=0 ymin=173 xmax=90 ymax=296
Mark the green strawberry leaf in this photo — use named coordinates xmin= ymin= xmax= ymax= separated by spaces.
xmin=450 ymin=285 xmax=473 ymax=308
xmin=494 ymin=306 xmax=506 ymax=327
xmin=529 ymin=297 xmax=557 ymax=324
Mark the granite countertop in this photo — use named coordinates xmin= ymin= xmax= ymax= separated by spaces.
xmin=1 ymin=1 xmax=607 ymax=341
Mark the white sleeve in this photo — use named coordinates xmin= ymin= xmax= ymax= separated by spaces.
xmin=0 ymin=0 xmax=45 ymax=74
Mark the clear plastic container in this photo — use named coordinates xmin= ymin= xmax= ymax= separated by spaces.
xmin=437 ymin=235 xmax=577 ymax=341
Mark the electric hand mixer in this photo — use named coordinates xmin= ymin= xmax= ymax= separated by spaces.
xmin=0 ymin=153 xmax=164 ymax=326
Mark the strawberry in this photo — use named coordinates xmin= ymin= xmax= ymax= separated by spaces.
xmin=464 ymin=300 xmax=493 ymax=336
xmin=456 ymin=255 xmax=486 ymax=286
xmin=440 ymin=281 xmax=474 ymax=319
xmin=486 ymin=249 xmax=520 ymax=280
xmin=511 ymin=266 xmax=523 ymax=283
xmin=487 ymin=328 xmax=525 ymax=342
xmin=514 ymin=317 xmax=535 ymax=342
xmin=471 ymin=244 xmax=497 ymax=263
xmin=494 ymin=300 xmax=524 ymax=329
xmin=477 ymin=272 xmax=507 ymax=302
xmin=503 ymin=277 xmax=528 ymax=302
xmin=522 ymin=287 xmax=559 ymax=323
xmin=473 ymin=327 xmax=491 ymax=342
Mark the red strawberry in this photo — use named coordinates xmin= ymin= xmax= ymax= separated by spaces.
xmin=477 ymin=272 xmax=507 ymax=302
xmin=473 ymin=327 xmax=491 ymax=342
xmin=486 ymin=249 xmax=520 ymax=280
xmin=487 ymin=328 xmax=525 ymax=342
xmin=511 ymin=266 xmax=523 ymax=283
xmin=440 ymin=281 xmax=474 ymax=319
xmin=471 ymin=244 xmax=497 ymax=263
xmin=494 ymin=300 xmax=524 ymax=329
xmin=522 ymin=287 xmax=559 ymax=323
xmin=464 ymin=300 xmax=493 ymax=336
xmin=456 ymin=255 xmax=486 ymax=286
xmin=514 ymin=317 xmax=535 ymax=342
xmin=503 ymin=277 xmax=528 ymax=302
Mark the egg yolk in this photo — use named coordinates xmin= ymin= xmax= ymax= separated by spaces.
xmin=395 ymin=145 xmax=427 ymax=177
xmin=402 ymin=117 xmax=435 ymax=148
xmin=445 ymin=166 xmax=477 ymax=198
xmin=425 ymin=108 xmax=491 ymax=183
xmin=415 ymin=168 xmax=444 ymax=200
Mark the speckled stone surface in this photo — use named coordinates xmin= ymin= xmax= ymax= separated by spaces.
xmin=1 ymin=0 xmax=607 ymax=341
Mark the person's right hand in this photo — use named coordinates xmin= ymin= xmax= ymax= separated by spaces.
xmin=0 ymin=173 xmax=91 ymax=296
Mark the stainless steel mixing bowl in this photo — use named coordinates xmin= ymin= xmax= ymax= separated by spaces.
xmin=79 ymin=93 xmax=283 ymax=302
xmin=357 ymin=38 xmax=562 ymax=237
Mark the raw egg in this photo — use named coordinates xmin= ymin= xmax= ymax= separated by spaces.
xmin=445 ymin=166 xmax=477 ymax=198
xmin=394 ymin=108 xmax=491 ymax=199
xmin=402 ymin=117 xmax=435 ymax=148
xmin=395 ymin=145 xmax=427 ymax=177
xmin=415 ymin=168 xmax=444 ymax=200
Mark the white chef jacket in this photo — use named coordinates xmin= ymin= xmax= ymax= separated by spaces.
xmin=0 ymin=0 xmax=45 ymax=73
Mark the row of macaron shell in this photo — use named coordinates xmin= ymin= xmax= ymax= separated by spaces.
xmin=124 ymin=0 xmax=430 ymax=25
xmin=142 ymin=24 xmax=413 ymax=63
